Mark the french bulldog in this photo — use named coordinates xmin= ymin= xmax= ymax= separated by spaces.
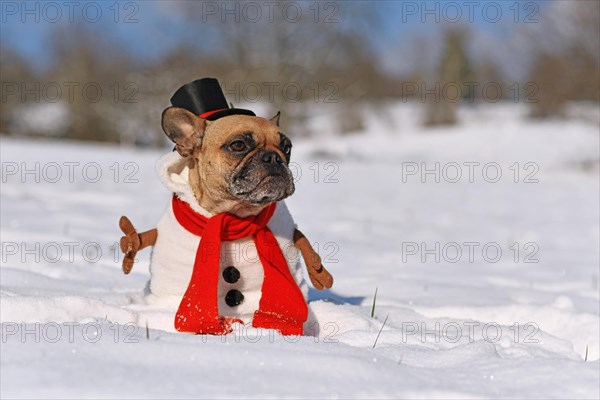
xmin=118 ymin=91 xmax=333 ymax=335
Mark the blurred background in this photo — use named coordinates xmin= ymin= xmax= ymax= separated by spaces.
xmin=1 ymin=0 xmax=598 ymax=144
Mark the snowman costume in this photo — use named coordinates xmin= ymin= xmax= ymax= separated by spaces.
xmin=147 ymin=151 xmax=309 ymax=334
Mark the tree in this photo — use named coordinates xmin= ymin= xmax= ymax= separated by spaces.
xmin=0 ymin=45 xmax=34 ymax=134
xmin=526 ymin=1 xmax=600 ymax=118
xmin=424 ymin=28 xmax=474 ymax=127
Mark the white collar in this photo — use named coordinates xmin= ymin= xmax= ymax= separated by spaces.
xmin=155 ymin=152 xmax=214 ymax=217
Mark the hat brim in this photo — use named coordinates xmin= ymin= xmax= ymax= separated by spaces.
xmin=204 ymin=108 xmax=256 ymax=121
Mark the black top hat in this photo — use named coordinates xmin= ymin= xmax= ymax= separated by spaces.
xmin=170 ymin=78 xmax=255 ymax=121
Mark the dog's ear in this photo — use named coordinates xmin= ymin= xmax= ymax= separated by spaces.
xmin=161 ymin=107 xmax=208 ymax=157
xmin=269 ymin=111 xmax=281 ymax=127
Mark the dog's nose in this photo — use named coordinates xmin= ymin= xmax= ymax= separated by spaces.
xmin=261 ymin=151 xmax=283 ymax=164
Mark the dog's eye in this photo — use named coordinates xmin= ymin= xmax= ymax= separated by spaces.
xmin=229 ymin=140 xmax=246 ymax=152
xmin=283 ymin=145 xmax=291 ymax=155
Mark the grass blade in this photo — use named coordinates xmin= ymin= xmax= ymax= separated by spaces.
xmin=372 ymin=313 xmax=389 ymax=349
xmin=371 ymin=287 xmax=378 ymax=318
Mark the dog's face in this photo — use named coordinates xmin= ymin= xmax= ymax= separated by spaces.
xmin=161 ymin=107 xmax=295 ymax=215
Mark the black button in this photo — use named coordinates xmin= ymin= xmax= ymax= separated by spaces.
xmin=222 ymin=266 xmax=240 ymax=284
xmin=225 ymin=290 xmax=244 ymax=307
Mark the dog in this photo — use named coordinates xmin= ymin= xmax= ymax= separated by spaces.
xmin=118 ymin=78 xmax=332 ymax=336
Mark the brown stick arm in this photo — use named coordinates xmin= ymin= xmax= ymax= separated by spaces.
xmin=119 ymin=216 xmax=157 ymax=275
xmin=293 ymin=229 xmax=334 ymax=290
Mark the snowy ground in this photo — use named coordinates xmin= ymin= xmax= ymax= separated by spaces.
xmin=1 ymin=103 xmax=599 ymax=399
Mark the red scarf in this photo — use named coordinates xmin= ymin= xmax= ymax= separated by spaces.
xmin=172 ymin=195 xmax=308 ymax=335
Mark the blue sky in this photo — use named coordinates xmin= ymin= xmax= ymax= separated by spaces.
xmin=1 ymin=0 xmax=549 ymax=75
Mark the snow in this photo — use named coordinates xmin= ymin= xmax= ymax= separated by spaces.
xmin=1 ymin=103 xmax=599 ymax=399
